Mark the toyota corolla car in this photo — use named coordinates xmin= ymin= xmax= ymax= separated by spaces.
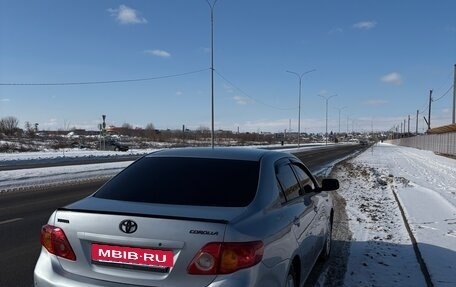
xmin=34 ymin=147 xmax=339 ymax=287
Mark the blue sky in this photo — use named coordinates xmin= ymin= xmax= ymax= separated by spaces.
xmin=1 ymin=0 xmax=455 ymax=133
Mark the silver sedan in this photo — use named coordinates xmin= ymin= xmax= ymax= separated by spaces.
xmin=34 ymin=147 xmax=338 ymax=287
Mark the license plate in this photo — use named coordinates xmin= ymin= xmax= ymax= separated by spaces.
xmin=91 ymin=244 xmax=174 ymax=268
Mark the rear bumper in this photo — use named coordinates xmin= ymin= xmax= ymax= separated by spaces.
xmin=34 ymin=248 xmax=289 ymax=287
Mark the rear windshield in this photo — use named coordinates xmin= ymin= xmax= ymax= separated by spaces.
xmin=94 ymin=156 xmax=260 ymax=207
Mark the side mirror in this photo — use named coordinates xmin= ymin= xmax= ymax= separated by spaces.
xmin=321 ymin=178 xmax=339 ymax=191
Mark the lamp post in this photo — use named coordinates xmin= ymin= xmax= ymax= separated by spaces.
xmin=286 ymin=69 xmax=316 ymax=148
xmin=318 ymin=94 xmax=337 ymax=145
xmin=206 ymin=0 xmax=218 ymax=148
xmin=335 ymin=106 xmax=347 ymax=135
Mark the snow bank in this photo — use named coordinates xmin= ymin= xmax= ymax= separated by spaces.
xmin=337 ymin=143 xmax=456 ymax=286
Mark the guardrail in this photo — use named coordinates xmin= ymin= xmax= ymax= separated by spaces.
xmin=387 ymin=132 xmax=456 ymax=156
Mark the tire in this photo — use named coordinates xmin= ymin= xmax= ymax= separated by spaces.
xmin=319 ymin=216 xmax=332 ymax=261
xmin=285 ymin=265 xmax=297 ymax=287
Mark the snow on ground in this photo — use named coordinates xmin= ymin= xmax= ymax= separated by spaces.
xmin=333 ymin=143 xmax=456 ymax=287
xmin=0 ymin=161 xmax=132 ymax=192
xmin=0 ymin=148 xmax=158 ymax=162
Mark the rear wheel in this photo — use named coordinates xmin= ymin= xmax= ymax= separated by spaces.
xmin=285 ymin=265 xmax=297 ymax=287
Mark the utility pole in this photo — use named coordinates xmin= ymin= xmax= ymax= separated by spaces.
xmin=102 ymin=115 xmax=106 ymax=150
xmin=371 ymin=119 xmax=374 ymax=140
xmin=206 ymin=0 xmax=218 ymax=148
xmin=346 ymin=115 xmax=349 ymax=134
xmin=404 ymin=119 xmax=406 ymax=136
xmin=407 ymin=115 xmax=410 ymax=135
xmin=416 ymin=110 xmax=419 ymax=135
xmin=318 ymin=94 xmax=337 ymax=145
xmin=426 ymin=89 xmax=433 ymax=130
xmin=453 ymin=64 xmax=456 ymax=124
xmin=336 ymin=107 xmax=347 ymax=135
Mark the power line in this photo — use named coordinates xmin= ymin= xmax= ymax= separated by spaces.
xmin=0 ymin=68 xmax=209 ymax=86
xmin=433 ymin=84 xmax=454 ymax=102
xmin=214 ymin=70 xmax=297 ymax=111
xmin=418 ymin=84 xmax=454 ymax=114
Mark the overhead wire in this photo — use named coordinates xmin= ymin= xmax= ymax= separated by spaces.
xmin=214 ymin=69 xmax=297 ymax=111
xmin=433 ymin=84 xmax=454 ymax=102
xmin=0 ymin=68 xmax=210 ymax=86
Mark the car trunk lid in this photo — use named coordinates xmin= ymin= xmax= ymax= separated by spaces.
xmin=51 ymin=197 xmax=245 ymax=287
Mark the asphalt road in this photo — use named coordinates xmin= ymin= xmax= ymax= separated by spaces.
xmin=0 ymin=144 xmax=366 ymax=287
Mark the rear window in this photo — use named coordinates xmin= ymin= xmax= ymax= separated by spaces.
xmin=94 ymin=157 xmax=260 ymax=207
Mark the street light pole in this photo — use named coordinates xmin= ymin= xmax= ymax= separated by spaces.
xmin=335 ymin=106 xmax=347 ymax=134
xmin=286 ymin=69 xmax=316 ymax=148
xmin=206 ymin=0 xmax=218 ymax=148
xmin=318 ymin=94 xmax=337 ymax=145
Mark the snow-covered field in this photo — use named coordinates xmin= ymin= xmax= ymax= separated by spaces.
xmin=333 ymin=143 xmax=456 ymax=286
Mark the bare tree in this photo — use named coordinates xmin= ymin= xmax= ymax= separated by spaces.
xmin=145 ymin=123 xmax=156 ymax=139
xmin=120 ymin=123 xmax=134 ymax=136
xmin=121 ymin=122 xmax=133 ymax=129
xmin=0 ymin=116 xmax=19 ymax=136
xmin=24 ymin=121 xmax=36 ymax=137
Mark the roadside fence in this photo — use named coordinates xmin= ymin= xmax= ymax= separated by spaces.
xmin=387 ymin=132 xmax=456 ymax=156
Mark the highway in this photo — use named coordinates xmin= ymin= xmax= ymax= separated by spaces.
xmin=0 ymin=144 xmax=366 ymax=287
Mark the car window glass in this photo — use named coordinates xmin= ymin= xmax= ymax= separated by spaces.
xmin=277 ymin=182 xmax=286 ymax=204
xmin=276 ymin=164 xmax=300 ymax=201
xmin=94 ymin=157 xmax=260 ymax=207
xmin=291 ymin=164 xmax=315 ymax=192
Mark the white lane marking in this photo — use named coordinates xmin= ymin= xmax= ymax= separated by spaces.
xmin=0 ymin=218 xmax=23 ymax=225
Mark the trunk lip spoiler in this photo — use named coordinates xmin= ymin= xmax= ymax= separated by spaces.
xmin=56 ymin=207 xmax=229 ymax=224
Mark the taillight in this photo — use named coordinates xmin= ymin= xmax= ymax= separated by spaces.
xmin=187 ymin=241 xmax=263 ymax=275
xmin=40 ymin=224 xmax=76 ymax=261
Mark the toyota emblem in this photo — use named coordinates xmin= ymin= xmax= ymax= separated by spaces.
xmin=119 ymin=220 xmax=138 ymax=234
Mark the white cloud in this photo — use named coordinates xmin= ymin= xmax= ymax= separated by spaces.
xmin=364 ymin=99 xmax=388 ymax=105
xmin=381 ymin=72 xmax=403 ymax=85
xmin=0 ymin=98 xmax=10 ymax=102
xmin=144 ymin=49 xmax=171 ymax=58
xmin=244 ymin=119 xmax=291 ymax=129
xmin=176 ymin=91 xmax=183 ymax=96
xmin=353 ymin=21 xmax=377 ymax=30
xmin=108 ymin=5 xmax=147 ymax=24
xmin=233 ymin=96 xmax=250 ymax=105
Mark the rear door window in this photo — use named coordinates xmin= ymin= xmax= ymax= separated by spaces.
xmin=94 ymin=157 xmax=260 ymax=207
xmin=275 ymin=163 xmax=301 ymax=202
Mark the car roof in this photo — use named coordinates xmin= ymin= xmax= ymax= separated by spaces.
xmin=147 ymin=147 xmax=285 ymax=161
